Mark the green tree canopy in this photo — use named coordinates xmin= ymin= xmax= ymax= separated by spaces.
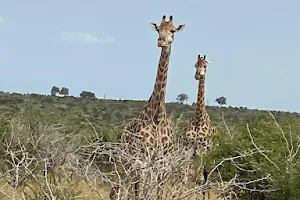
xmin=80 ymin=91 xmax=96 ymax=100
xmin=51 ymin=86 xmax=60 ymax=96
xmin=176 ymin=93 xmax=189 ymax=104
xmin=60 ymin=87 xmax=69 ymax=96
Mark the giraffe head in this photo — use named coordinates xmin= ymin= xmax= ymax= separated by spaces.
xmin=195 ymin=54 xmax=209 ymax=80
xmin=150 ymin=15 xmax=185 ymax=47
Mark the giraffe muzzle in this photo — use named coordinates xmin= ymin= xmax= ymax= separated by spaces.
xmin=158 ymin=37 xmax=168 ymax=47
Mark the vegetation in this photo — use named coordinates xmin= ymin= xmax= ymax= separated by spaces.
xmin=215 ymin=96 xmax=227 ymax=106
xmin=51 ymin=86 xmax=69 ymax=97
xmin=79 ymin=90 xmax=96 ymax=100
xmin=50 ymin=86 xmax=60 ymax=96
xmin=59 ymin=87 xmax=69 ymax=96
xmin=176 ymin=93 xmax=189 ymax=104
xmin=0 ymin=91 xmax=300 ymax=199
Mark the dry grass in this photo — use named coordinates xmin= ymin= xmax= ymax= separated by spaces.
xmin=0 ymin=177 xmax=111 ymax=200
xmin=0 ymin=178 xmax=226 ymax=200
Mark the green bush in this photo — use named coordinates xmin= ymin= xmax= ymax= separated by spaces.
xmin=206 ymin=114 xmax=300 ymax=199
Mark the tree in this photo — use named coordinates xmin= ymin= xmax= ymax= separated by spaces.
xmin=51 ymin=86 xmax=60 ymax=96
xmin=59 ymin=87 xmax=69 ymax=96
xmin=80 ymin=91 xmax=96 ymax=100
xmin=176 ymin=93 xmax=189 ymax=104
xmin=216 ymin=96 xmax=227 ymax=106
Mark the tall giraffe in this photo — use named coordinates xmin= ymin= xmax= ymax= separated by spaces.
xmin=119 ymin=15 xmax=185 ymax=199
xmin=185 ymin=54 xmax=217 ymax=200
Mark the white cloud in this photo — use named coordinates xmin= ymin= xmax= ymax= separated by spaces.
xmin=0 ymin=17 xmax=5 ymax=24
xmin=61 ymin=31 xmax=115 ymax=45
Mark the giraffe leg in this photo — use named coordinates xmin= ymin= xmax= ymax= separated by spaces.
xmin=134 ymin=181 xmax=139 ymax=200
xmin=202 ymin=167 xmax=209 ymax=199
xmin=156 ymin=173 xmax=166 ymax=200
xmin=208 ymin=191 xmax=211 ymax=200
xmin=158 ymin=186 xmax=165 ymax=200
xmin=156 ymin=177 xmax=162 ymax=200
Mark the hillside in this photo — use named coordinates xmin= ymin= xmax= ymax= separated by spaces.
xmin=1 ymin=90 xmax=300 ymax=146
xmin=1 ymin=91 xmax=299 ymax=129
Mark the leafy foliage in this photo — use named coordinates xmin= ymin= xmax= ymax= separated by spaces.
xmin=51 ymin=86 xmax=60 ymax=96
xmin=79 ymin=91 xmax=96 ymax=100
xmin=59 ymin=87 xmax=69 ymax=96
xmin=215 ymin=96 xmax=227 ymax=106
xmin=176 ymin=93 xmax=189 ymax=104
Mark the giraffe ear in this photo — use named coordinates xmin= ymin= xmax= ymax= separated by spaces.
xmin=203 ymin=55 xmax=210 ymax=64
xmin=150 ymin=23 xmax=159 ymax=31
xmin=175 ymin=24 xmax=185 ymax=32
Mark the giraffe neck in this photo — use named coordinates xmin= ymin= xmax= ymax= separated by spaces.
xmin=142 ymin=45 xmax=171 ymax=123
xmin=194 ymin=75 xmax=207 ymax=125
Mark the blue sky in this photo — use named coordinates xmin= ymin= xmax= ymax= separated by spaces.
xmin=0 ymin=0 xmax=299 ymax=112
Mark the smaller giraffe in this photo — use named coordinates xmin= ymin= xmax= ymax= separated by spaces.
xmin=185 ymin=54 xmax=217 ymax=200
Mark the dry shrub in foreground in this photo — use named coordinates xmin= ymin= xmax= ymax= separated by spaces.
xmin=0 ymin=118 xmax=84 ymax=199
xmin=73 ymin=127 xmax=273 ymax=200
xmin=0 ymin=118 xmax=273 ymax=200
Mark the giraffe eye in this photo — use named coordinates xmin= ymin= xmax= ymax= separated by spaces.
xmin=170 ymin=30 xmax=176 ymax=33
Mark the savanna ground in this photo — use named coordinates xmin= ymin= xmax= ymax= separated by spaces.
xmin=0 ymin=91 xmax=300 ymax=199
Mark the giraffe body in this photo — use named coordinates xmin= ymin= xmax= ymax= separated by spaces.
xmin=121 ymin=44 xmax=174 ymax=156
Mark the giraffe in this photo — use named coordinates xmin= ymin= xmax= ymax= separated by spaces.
xmin=117 ymin=15 xmax=185 ymax=199
xmin=185 ymin=54 xmax=217 ymax=200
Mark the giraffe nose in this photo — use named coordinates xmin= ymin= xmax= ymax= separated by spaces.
xmin=158 ymin=37 xmax=165 ymax=42
xmin=158 ymin=37 xmax=167 ymax=47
